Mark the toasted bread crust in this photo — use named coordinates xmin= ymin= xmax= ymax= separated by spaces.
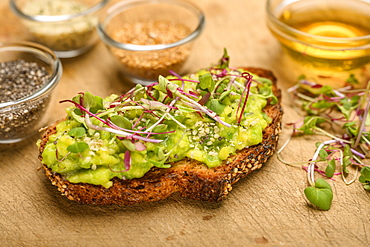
xmin=38 ymin=67 xmax=283 ymax=205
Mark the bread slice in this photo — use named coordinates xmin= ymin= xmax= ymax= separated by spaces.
xmin=38 ymin=67 xmax=283 ymax=205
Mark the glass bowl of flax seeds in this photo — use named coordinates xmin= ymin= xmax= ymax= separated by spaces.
xmin=97 ymin=0 xmax=205 ymax=85
xmin=0 ymin=41 xmax=62 ymax=144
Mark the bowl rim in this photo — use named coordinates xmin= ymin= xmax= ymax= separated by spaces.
xmin=0 ymin=41 xmax=62 ymax=109
xmin=97 ymin=0 xmax=205 ymax=51
xmin=9 ymin=0 xmax=110 ymax=22
xmin=266 ymin=0 xmax=370 ymax=46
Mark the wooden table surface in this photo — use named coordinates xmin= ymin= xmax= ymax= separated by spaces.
xmin=1 ymin=0 xmax=369 ymax=246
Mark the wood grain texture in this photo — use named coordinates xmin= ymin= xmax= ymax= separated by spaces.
xmin=1 ymin=0 xmax=369 ymax=246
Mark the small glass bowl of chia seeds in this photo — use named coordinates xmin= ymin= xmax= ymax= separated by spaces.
xmin=0 ymin=41 xmax=62 ymax=144
xmin=9 ymin=0 xmax=109 ymax=58
xmin=97 ymin=0 xmax=205 ymax=85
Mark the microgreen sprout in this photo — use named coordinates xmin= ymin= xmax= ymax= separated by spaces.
xmin=279 ymin=76 xmax=370 ymax=210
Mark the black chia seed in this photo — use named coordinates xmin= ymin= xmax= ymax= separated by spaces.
xmin=0 ymin=59 xmax=52 ymax=142
xmin=0 ymin=60 xmax=50 ymax=102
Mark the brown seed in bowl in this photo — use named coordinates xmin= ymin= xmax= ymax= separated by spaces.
xmin=110 ymin=20 xmax=192 ymax=80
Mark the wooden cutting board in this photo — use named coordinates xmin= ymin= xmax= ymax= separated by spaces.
xmin=1 ymin=0 xmax=369 ymax=246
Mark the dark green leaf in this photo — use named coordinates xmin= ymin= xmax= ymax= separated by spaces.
xmin=121 ymin=139 xmax=136 ymax=151
xmin=72 ymin=94 xmax=82 ymax=104
xmin=149 ymin=159 xmax=171 ymax=168
xmin=346 ymin=74 xmax=359 ymax=84
xmin=343 ymin=144 xmax=353 ymax=158
xmin=304 ymin=178 xmax=333 ymax=210
xmin=299 ymin=116 xmax=326 ymax=135
xmin=318 ymin=85 xmax=335 ymax=96
xmin=311 ymin=100 xmax=335 ymax=110
xmin=343 ymin=121 xmax=356 ymax=128
xmin=83 ymin=92 xmax=103 ymax=113
xmin=110 ymin=115 xmax=132 ymax=129
xmin=199 ymin=73 xmax=215 ymax=92
xmin=359 ymin=167 xmax=370 ymax=190
xmin=154 ymin=146 xmax=165 ymax=160
xmin=68 ymin=127 xmax=86 ymax=137
xmin=259 ymin=87 xmax=271 ymax=96
xmin=342 ymin=155 xmax=352 ymax=174
xmin=152 ymin=124 xmax=167 ymax=133
xmin=67 ymin=142 xmax=89 ymax=153
xmin=154 ymin=76 xmax=168 ymax=93
xmin=219 ymin=90 xmax=231 ymax=101
xmin=337 ymin=96 xmax=359 ymax=119
xmin=206 ymin=99 xmax=226 ymax=115
xmin=256 ymin=77 xmax=272 ymax=86
xmin=215 ymin=82 xmax=227 ymax=94
xmin=319 ymin=149 xmax=328 ymax=159
xmin=315 ymin=142 xmax=322 ymax=148
xmin=325 ymin=159 xmax=336 ymax=178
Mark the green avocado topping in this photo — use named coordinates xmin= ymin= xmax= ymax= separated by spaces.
xmin=37 ymin=51 xmax=278 ymax=188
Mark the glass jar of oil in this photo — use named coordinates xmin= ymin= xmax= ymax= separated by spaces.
xmin=267 ymin=0 xmax=370 ymax=88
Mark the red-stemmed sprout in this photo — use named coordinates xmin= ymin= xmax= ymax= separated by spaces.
xmin=278 ymin=77 xmax=370 ymax=210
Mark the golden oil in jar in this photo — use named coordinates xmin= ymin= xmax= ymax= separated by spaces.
xmin=269 ymin=0 xmax=370 ymax=88
xmin=278 ymin=5 xmax=370 ymax=71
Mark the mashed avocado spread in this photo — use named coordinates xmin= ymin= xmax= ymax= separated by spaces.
xmin=37 ymin=51 xmax=278 ymax=188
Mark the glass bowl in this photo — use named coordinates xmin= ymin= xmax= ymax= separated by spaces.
xmin=0 ymin=41 xmax=62 ymax=144
xmin=98 ymin=0 xmax=205 ymax=85
xmin=266 ymin=0 xmax=370 ymax=88
xmin=9 ymin=0 xmax=110 ymax=58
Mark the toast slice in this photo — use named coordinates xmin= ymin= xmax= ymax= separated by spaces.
xmin=38 ymin=67 xmax=283 ymax=205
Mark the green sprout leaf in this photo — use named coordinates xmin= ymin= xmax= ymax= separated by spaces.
xmin=149 ymin=159 xmax=171 ymax=169
xmin=110 ymin=115 xmax=132 ymax=129
xmin=152 ymin=124 xmax=168 ymax=133
xmin=359 ymin=167 xmax=370 ymax=190
xmin=199 ymin=73 xmax=215 ymax=92
xmin=318 ymin=85 xmax=335 ymax=95
xmin=219 ymin=90 xmax=231 ymax=101
xmin=311 ymin=100 xmax=335 ymax=110
xmin=304 ymin=178 xmax=333 ymax=211
xmin=121 ymin=139 xmax=136 ymax=152
xmin=67 ymin=142 xmax=89 ymax=154
xmin=319 ymin=149 xmax=328 ymax=160
xmin=256 ymin=77 xmax=272 ymax=86
xmin=155 ymin=75 xmax=169 ymax=94
xmin=219 ymin=48 xmax=229 ymax=69
xmin=68 ymin=127 xmax=86 ymax=138
xmin=346 ymin=74 xmax=359 ymax=85
xmin=83 ymin=92 xmax=103 ymax=113
xmin=256 ymin=86 xmax=278 ymax=104
xmin=299 ymin=116 xmax=327 ymax=135
xmin=343 ymin=144 xmax=353 ymax=158
xmin=206 ymin=99 xmax=226 ymax=115
xmin=342 ymin=155 xmax=352 ymax=174
xmin=337 ymin=96 xmax=359 ymax=119
xmin=325 ymin=159 xmax=336 ymax=178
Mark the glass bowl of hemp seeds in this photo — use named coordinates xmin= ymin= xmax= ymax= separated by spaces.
xmin=98 ymin=0 xmax=205 ymax=85
xmin=9 ymin=0 xmax=109 ymax=58
xmin=0 ymin=41 xmax=62 ymax=144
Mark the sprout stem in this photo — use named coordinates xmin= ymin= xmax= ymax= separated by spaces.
xmin=354 ymin=102 xmax=370 ymax=148
xmin=308 ymin=140 xmax=339 ymax=187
